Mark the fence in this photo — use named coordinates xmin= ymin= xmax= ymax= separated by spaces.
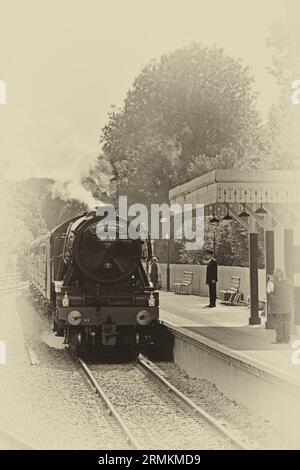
xmin=159 ymin=263 xmax=266 ymax=301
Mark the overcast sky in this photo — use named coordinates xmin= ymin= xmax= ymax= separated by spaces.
xmin=0 ymin=0 xmax=286 ymax=181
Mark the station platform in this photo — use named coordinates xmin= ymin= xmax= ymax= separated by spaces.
xmin=159 ymin=291 xmax=300 ymax=387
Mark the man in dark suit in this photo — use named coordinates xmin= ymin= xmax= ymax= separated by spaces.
xmin=205 ymin=249 xmax=218 ymax=308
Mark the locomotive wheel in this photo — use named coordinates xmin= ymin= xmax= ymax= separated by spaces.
xmin=75 ymin=331 xmax=83 ymax=356
xmin=69 ymin=330 xmax=84 ymax=357
xmin=138 ymin=326 xmax=157 ymax=358
xmin=128 ymin=331 xmax=139 ymax=361
xmin=53 ymin=319 xmax=64 ymax=336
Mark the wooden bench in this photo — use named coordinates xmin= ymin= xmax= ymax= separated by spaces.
xmin=173 ymin=271 xmax=193 ymax=295
xmin=219 ymin=275 xmax=241 ymax=305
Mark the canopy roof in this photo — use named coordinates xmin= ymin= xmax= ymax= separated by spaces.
xmin=169 ymin=169 xmax=300 ymax=206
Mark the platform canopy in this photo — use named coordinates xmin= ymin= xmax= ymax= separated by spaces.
xmin=169 ymin=169 xmax=300 ymax=327
xmin=169 ymin=169 xmax=300 ymax=207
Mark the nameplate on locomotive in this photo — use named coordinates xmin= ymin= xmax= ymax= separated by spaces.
xmin=88 ymin=220 xmax=127 ymax=240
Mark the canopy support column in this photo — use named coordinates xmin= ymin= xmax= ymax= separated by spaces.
xmin=249 ymin=231 xmax=261 ymax=325
xmin=265 ymin=230 xmax=275 ymax=329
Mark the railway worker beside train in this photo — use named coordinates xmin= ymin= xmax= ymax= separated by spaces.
xmin=204 ymin=249 xmax=218 ymax=308
xmin=149 ymin=257 xmax=160 ymax=290
xmin=268 ymin=268 xmax=293 ymax=344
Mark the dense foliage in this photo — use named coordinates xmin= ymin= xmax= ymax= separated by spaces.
xmin=3 ymin=4 xmax=299 ymax=269
xmin=101 ymin=43 xmax=267 ymax=207
xmin=99 ymin=43 xmax=271 ymax=265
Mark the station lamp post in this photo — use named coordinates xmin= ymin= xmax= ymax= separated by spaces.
xmin=166 ymin=232 xmax=170 ymax=292
xmin=209 ymin=212 xmax=220 ymax=256
xmin=161 ymin=217 xmax=171 ymax=292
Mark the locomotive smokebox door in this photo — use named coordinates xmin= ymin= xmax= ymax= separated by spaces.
xmin=102 ymin=318 xmax=117 ymax=346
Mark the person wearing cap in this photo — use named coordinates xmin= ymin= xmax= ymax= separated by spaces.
xmin=205 ymin=249 xmax=218 ymax=308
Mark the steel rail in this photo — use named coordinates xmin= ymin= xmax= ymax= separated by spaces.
xmin=76 ymin=357 xmax=141 ymax=450
xmin=137 ymin=356 xmax=249 ymax=450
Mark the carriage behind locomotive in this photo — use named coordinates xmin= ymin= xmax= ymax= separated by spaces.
xmin=28 ymin=209 xmax=159 ymax=359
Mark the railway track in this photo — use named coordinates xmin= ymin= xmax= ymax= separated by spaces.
xmin=74 ymin=353 xmax=248 ymax=450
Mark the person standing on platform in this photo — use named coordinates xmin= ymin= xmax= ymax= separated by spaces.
xmin=269 ymin=268 xmax=293 ymax=344
xmin=204 ymin=249 xmax=218 ymax=308
xmin=149 ymin=257 xmax=159 ymax=290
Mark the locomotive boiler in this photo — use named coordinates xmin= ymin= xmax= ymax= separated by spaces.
xmin=28 ymin=208 xmax=159 ymax=359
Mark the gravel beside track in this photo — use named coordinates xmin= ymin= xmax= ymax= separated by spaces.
xmin=87 ymin=361 xmax=236 ymax=450
xmin=0 ymin=289 xmax=128 ymax=449
xmin=156 ymin=362 xmax=300 ymax=449
xmin=1 ymin=277 xmax=298 ymax=449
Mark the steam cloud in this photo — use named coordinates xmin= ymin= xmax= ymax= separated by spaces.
xmin=51 ymin=179 xmax=100 ymax=209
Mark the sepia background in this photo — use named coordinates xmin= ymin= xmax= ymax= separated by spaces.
xmin=0 ymin=0 xmax=300 ymax=450
xmin=0 ymin=0 xmax=299 ymax=265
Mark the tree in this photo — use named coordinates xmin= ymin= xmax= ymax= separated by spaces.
xmin=0 ymin=181 xmax=47 ymax=262
xmin=101 ymin=43 xmax=265 ymax=206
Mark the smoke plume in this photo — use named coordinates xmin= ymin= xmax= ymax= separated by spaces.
xmin=51 ymin=179 xmax=100 ymax=209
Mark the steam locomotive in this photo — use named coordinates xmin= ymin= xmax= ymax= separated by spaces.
xmin=28 ymin=208 xmax=159 ymax=359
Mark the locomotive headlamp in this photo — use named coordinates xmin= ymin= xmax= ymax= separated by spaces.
xmin=148 ymin=293 xmax=155 ymax=307
xmin=68 ymin=310 xmax=82 ymax=326
xmin=136 ymin=310 xmax=152 ymax=326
